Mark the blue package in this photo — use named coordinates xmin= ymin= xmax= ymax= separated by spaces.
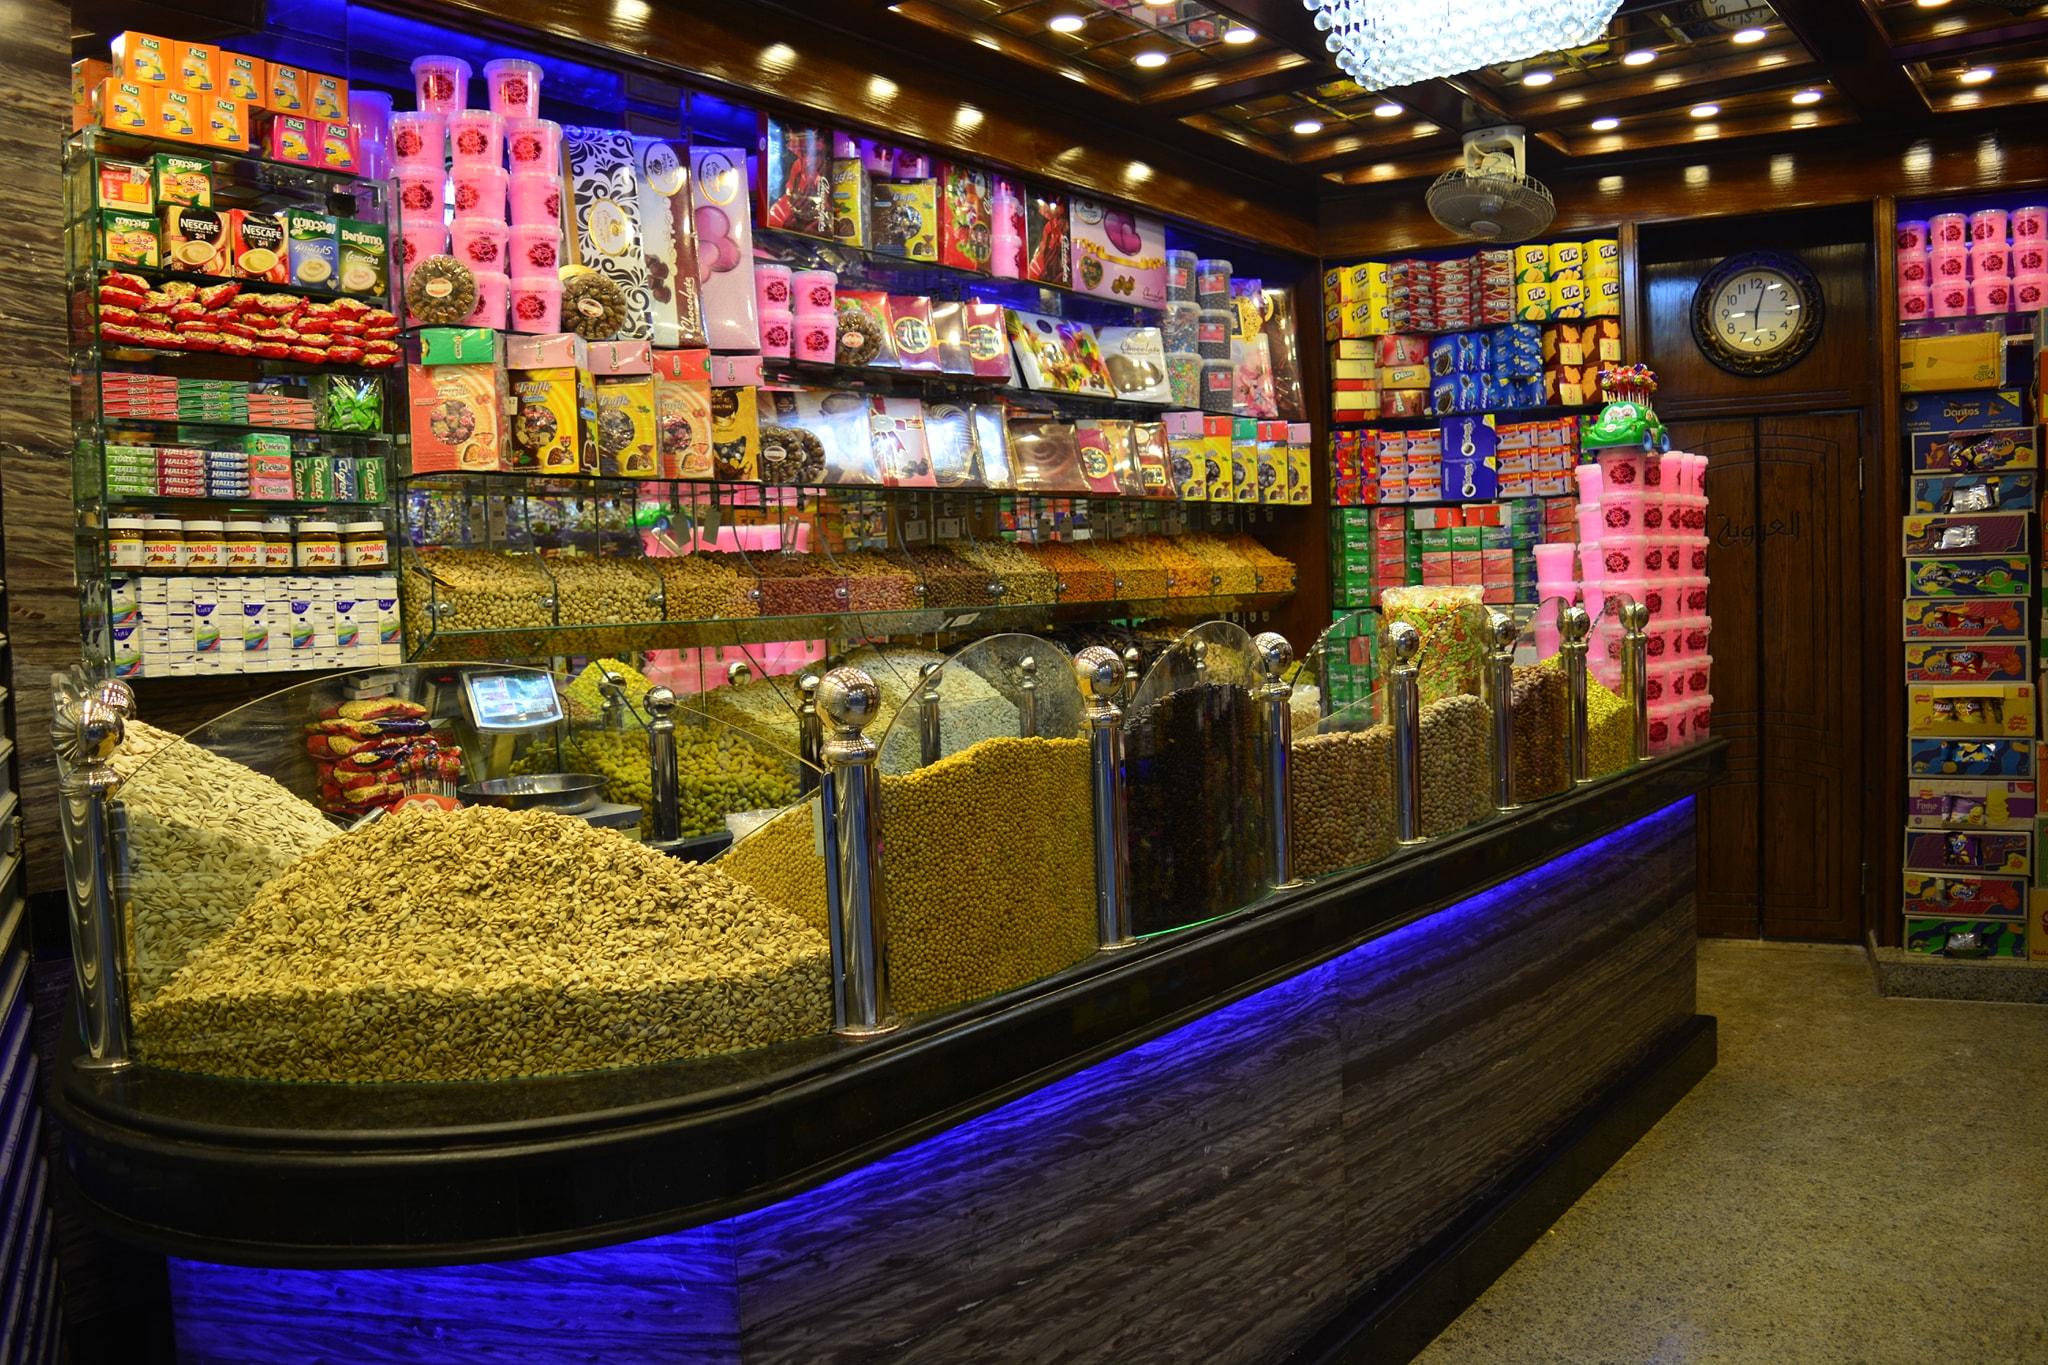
xmin=1455 ymin=373 xmax=1484 ymax=411
xmin=1910 ymin=472 xmax=2037 ymax=514
xmin=1900 ymin=389 xmax=2029 ymax=434
xmin=1430 ymin=376 xmax=1461 ymax=414
xmin=1428 ymin=336 xmax=1459 ymax=378
xmin=1478 ymin=375 xmax=1501 ymax=409
xmin=1455 ymin=332 xmax=1487 ymax=373
xmin=1907 ymin=737 xmax=2034 ymax=778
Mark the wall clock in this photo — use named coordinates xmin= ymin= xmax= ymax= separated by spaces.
xmin=1689 ymin=250 xmax=1825 ymax=377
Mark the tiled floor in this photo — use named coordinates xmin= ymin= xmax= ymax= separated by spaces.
xmin=1413 ymin=939 xmax=2048 ymax=1365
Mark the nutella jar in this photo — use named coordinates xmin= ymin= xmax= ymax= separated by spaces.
xmin=108 ymin=517 xmax=147 ymax=568
xmin=341 ymin=521 xmax=390 ymax=568
xmin=183 ymin=520 xmax=226 ymax=570
xmin=261 ymin=519 xmax=294 ymax=571
xmin=224 ymin=521 xmax=266 ymax=571
xmin=142 ymin=520 xmax=186 ymax=570
xmin=296 ymin=520 xmax=342 ymax=570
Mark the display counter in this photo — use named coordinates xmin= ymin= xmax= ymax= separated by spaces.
xmin=45 ymin=608 xmax=1720 ymax=1358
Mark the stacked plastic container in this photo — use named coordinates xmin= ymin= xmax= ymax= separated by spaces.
xmin=1572 ymin=446 xmax=1712 ymax=753
xmin=398 ymin=54 xmax=563 ymax=333
xmin=1194 ymin=256 xmax=1234 ymax=415
xmin=1897 ymin=206 xmax=2048 ymax=320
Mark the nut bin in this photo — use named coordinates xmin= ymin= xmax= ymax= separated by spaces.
xmin=754 ymin=549 xmax=848 ymax=617
xmin=654 ymin=549 xmax=760 ymax=620
xmin=945 ymin=536 xmax=1056 ymax=606
xmin=402 ymin=546 xmax=558 ymax=645
xmin=1074 ymin=536 xmax=1169 ymax=601
xmin=905 ymin=542 xmax=990 ymax=608
xmin=1034 ymin=541 xmax=1116 ymax=602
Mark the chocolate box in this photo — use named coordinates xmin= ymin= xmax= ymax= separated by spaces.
xmin=1069 ymin=198 xmax=1166 ymax=307
xmin=1901 ymin=597 xmax=2027 ymax=640
xmin=1905 ymin=779 xmax=2036 ymax=830
xmin=1903 ymin=828 xmax=2030 ymax=876
xmin=758 ymin=117 xmax=832 ymax=239
xmin=1904 ymin=555 xmax=2029 ymax=599
xmin=871 ymin=180 xmax=937 ymax=261
xmin=408 ymin=362 xmax=509 ymax=473
xmin=938 ymin=163 xmax=992 ymax=274
xmin=1025 ymin=188 xmax=1070 ymax=287
xmin=651 ymin=350 xmax=716 ymax=480
xmin=1900 ymin=512 xmax=2029 ymax=557
xmin=593 ymin=374 xmax=658 ymax=476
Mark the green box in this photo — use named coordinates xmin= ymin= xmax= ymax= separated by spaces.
xmin=293 ymin=456 xmax=336 ymax=501
xmin=153 ymin=153 xmax=212 ymax=207
xmin=1449 ymin=526 xmax=1484 ymax=552
xmin=243 ymin=432 xmax=292 ymax=460
xmin=1417 ymin=527 xmax=1452 ymax=552
xmin=419 ymin=327 xmax=499 ymax=366
xmin=100 ymin=209 xmax=158 ymax=268
xmin=357 ymin=456 xmax=386 ymax=503
xmin=336 ymin=219 xmax=389 ymax=299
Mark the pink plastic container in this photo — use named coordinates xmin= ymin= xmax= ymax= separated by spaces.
xmin=484 ymin=58 xmax=543 ymax=120
xmin=1595 ymin=534 xmax=1647 ymax=578
xmin=1689 ymin=694 xmax=1713 ymax=741
xmin=1646 ymin=492 xmax=1673 ymax=534
xmin=509 ymin=275 xmax=561 ymax=333
xmin=508 ymin=172 xmax=562 ymax=227
xmin=1681 ymin=655 xmax=1711 ymax=699
xmin=794 ymin=312 xmax=837 ymax=364
xmin=1642 ymin=581 xmax=1679 ymax=625
xmin=1931 ymin=284 xmax=1971 ymax=318
xmin=1532 ymin=542 xmax=1576 ymax=584
xmin=791 ymin=269 xmax=837 ymax=315
xmin=1896 ymin=252 xmax=1930 ymax=288
xmin=1683 ymin=540 xmax=1710 ymax=575
xmin=1599 ymin=491 xmax=1646 ymax=535
xmin=411 ymin=55 xmax=472 ymax=118
xmin=1668 ymin=665 xmax=1690 ymax=702
xmin=2017 ymin=243 xmax=2048 ymax=276
xmin=1897 ymin=220 xmax=1929 ymax=253
xmin=1976 ymin=244 xmax=2012 ymax=279
xmin=462 ymin=271 xmax=509 ymax=329
xmin=398 ymin=223 xmax=449 ymax=274
xmin=389 ymin=111 xmax=444 ymax=171
xmin=1574 ymin=502 xmax=1603 ymax=546
xmin=1928 ymin=212 xmax=1969 ymax=249
xmin=1973 ymin=280 xmax=2014 ymax=314
xmin=1641 ymin=623 xmax=1675 ymax=664
xmin=1574 ymin=461 xmax=1604 ymax=504
xmin=1642 ymin=543 xmax=1667 ymax=577
xmin=1681 ymin=619 xmax=1712 ymax=658
xmin=1970 ymin=208 xmax=2008 ymax=245
xmin=451 ymin=165 xmax=508 ymax=220
xmin=1680 ymin=578 xmax=1710 ymax=616
xmin=755 ymin=263 xmax=792 ymax=312
xmin=1601 ymin=577 xmax=1646 ymax=617
xmin=1930 ymin=249 xmax=1970 ymax=282
xmin=504 ymin=119 xmax=561 ymax=176
xmin=1643 ymin=661 xmax=1677 ymax=707
xmin=396 ymin=173 xmax=448 ymax=226
xmin=507 ymin=224 xmax=560 ymax=277
xmin=449 ymin=110 xmax=504 ymax=168
xmin=1595 ymin=447 xmax=1644 ymax=492
xmin=2016 ymin=275 xmax=2048 ymax=311
xmin=450 ymin=217 xmax=510 ymax=275
xmin=1646 ymin=702 xmax=1680 ymax=755
xmin=1581 ymin=574 xmax=1607 ymax=624
xmin=758 ymin=310 xmax=793 ymax=359
xmin=1899 ymin=290 xmax=1932 ymax=320
xmin=2015 ymin=207 xmax=2047 ymax=242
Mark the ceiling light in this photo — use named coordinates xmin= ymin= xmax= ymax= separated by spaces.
xmin=1731 ymin=26 xmax=1766 ymax=43
xmin=1523 ymin=69 xmax=1554 ymax=86
xmin=1047 ymin=13 xmax=1084 ymax=32
xmin=1133 ymin=50 xmax=1169 ymax=67
xmin=1960 ymin=66 xmax=1994 ymax=83
xmin=1373 ymin=101 xmax=1402 ymax=116
xmin=1791 ymin=89 xmax=1821 ymax=104
xmin=1305 ymin=0 xmax=1627 ymax=88
xmin=1622 ymin=48 xmax=1656 ymax=65
xmin=1914 ymin=0 xmax=1950 ymax=7
xmin=1293 ymin=119 xmax=1324 ymax=134
xmin=1690 ymin=103 xmax=1719 ymax=117
xmin=1223 ymin=24 xmax=1256 ymax=43
xmin=1590 ymin=116 xmax=1619 ymax=130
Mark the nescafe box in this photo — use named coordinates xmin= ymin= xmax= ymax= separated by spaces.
xmin=228 ymin=209 xmax=288 ymax=283
xmin=162 ymin=205 xmax=230 ymax=275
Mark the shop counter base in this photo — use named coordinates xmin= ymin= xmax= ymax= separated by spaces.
xmin=54 ymin=745 xmax=1724 ymax=1363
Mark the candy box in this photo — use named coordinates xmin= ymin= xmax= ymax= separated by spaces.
xmin=1903 ymin=915 xmax=2026 ymax=956
xmin=1902 ymin=597 xmax=2026 ymax=640
xmin=887 ymin=295 xmax=939 ymax=371
xmin=1909 ymin=472 xmax=2035 ymax=514
xmin=152 ymin=154 xmax=210 ymax=207
xmin=506 ymin=333 xmax=588 ymax=370
xmin=1070 ymin=196 xmax=1165 ymax=307
xmin=408 ymin=362 xmax=509 ymax=473
xmin=265 ymin=113 xmax=317 ymax=165
xmin=1900 ymin=512 xmax=2028 ymax=556
xmin=1903 ymin=643 xmax=2029 ymax=683
xmin=758 ymin=117 xmax=832 ymax=238
xmin=1899 ymin=388 xmax=2027 ymax=434
xmin=111 ymin=31 xmax=171 ymax=84
xmin=204 ymin=97 xmax=248 ymax=151
xmin=156 ymin=88 xmax=200 ymax=142
xmin=507 ymin=367 xmax=595 ymax=475
xmin=285 ymin=211 xmax=338 ymax=290
xmin=938 ymin=163 xmax=992 ymax=273
xmin=1907 ymin=682 xmax=2035 ymax=738
xmin=176 ymin=41 xmax=217 ymax=93
xmin=310 ymin=71 xmax=347 ymax=122
xmin=650 ymin=349 xmax=713 ymax=479
xmin=964 ymin=301 xmax=1010 ymax=380
xmin=98 ymin=78 xmax=151 ymax=133
xmin=161 ymin=205 xmax=230 ymax=275
xmin=870 ymin=396 xmax=935 ymax=488
xmin=418 ymin=327 xmax=500 ymax=366
xmin=223 ymin=53 xmax=264 ymax=104
xmin=320 ymin=119 xmax=357 ymax=172
xmin=1912 ymin=427 xmax=2037 ymax=474
xmin=1025 ymin=188 xmax=1070 ymax=286
xmin=1907 ymin=737 xmax=2032 ymax=778
xmin=337 ymin=220 xmax=389 ymax=298
xmin=709 ymin=384 xmax=759 ymax=479
xmin=100 ymin=210 xmax=158 ymax=267
xmin=1906 ymin=779 xmax=2036 ymax=830
xmin=97 ymin=160 xmax=152 ymax=211
xmin=266 ymin=62 xmax=307 ymax=114
xmin=1905 ymin=555 xmax=2028 ymax=599
xmin=870 ymin=180 xmax=937 ymax=261
xmin=830 ymin=156 xmax=868 ymax=247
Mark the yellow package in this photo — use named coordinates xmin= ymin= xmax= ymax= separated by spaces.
xmin=1202 ymin=416 xmax=1232 ymax=502
xmin=177 ymin=42 xmax=217 ymax=93
xmin=509 ymin=367 xmax=596 ymax=476
xmin=1166 ymin=427 xmax=1206 ymax=502
xmin=595 ymin=375 xmax=659 ymax=477
xmin=711 ymin=387 xmax=760 ymax=479
xmin=223 ymin=53 xmax=264 ymax=104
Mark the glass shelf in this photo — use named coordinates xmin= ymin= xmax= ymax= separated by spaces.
xmin=83 ymin=417 xmax=391 ymax=444
xmin=1331 ymin=403 xmax=1603 ymax=431
xmin=754 ymin=226 xmax=1166 ymax=319
xmin=66 ymin=126 xmax=387 ymax=204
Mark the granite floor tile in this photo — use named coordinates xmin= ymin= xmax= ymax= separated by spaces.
xmin=1413 ymin=940 xmax=2048 ymax=1365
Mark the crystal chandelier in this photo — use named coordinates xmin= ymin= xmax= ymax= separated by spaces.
xmin=1304 ymin=0 xmax=1622 ymax=91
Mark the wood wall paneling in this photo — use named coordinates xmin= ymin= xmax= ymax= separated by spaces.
xmin=1868 ymin=198 xmax=1904 ymax=949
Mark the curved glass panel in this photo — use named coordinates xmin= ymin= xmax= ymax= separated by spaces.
xmin=1126 ymin=620 xmax=1267 ymax=935
xmin=1504 ymin=596 xmax=1574 ymax=805
xmin=1590 ymin=590 xmax=1642 ymax=772
xmin=112 ymin=663 xmax=832 ymax=1083
xmin=1380 ymin=596 xmax=1491 ymax=839
xmin=1293 ymin=609 xmax=1395 ymax=879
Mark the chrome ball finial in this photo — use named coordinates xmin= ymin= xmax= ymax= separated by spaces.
xmin=1073 ymin=646 xmax=1126 ymax=700
xmin=1252 ymin=631 xmax=1293 ymax=680
xmin=818 ymin=666 xmax=882 ymax=731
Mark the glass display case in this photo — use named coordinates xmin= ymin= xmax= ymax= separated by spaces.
xmin=1125 ymin=620 xmax=1269 ymax=935
xmin=1291 ymin=610 xmax=1397 ymax=880
xmin=1379 ymin=588 xmax=1493 ymax=839
xmin=1508 ymin=595 xmax=1577 ymax=806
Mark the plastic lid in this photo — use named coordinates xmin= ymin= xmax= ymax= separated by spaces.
xmin=108 ymin=518 xmax=147 ymax=530
xmin=184 ymin=520 xmax=225 ymax=533
xmin=483 ymin=58 xmax=542 ymax=77
xmin=224 ymin=521 xmax=265 ymax=533
xmin=342 ymin=521 xmax=387 ymax=534
xmin=299 ymin=520 xmax=341 ymax=533
xmin=261 ymin=519 xmax=291 ymax=533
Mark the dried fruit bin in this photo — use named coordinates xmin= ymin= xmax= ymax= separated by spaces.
xmin=722 ymin=635 xmax=1097 ymax=1015
xmin=1379 ymin=607 xmax=1493 ymax=840
xmin=1124 ymin=621 xmax=1270 ymax=935
xmin=945 ymin=536 xmax=1057 ymax=607
xmin=1073 ymin=536 xmax=1169 ymax=601
xmin=904 ymin=542 xmax=995 ymax=609
xmin=1507 ymin=596 xmax=1577 ymax=806
xmin=91 ymin=663 xmax=836 ymax=1084
xmin=401 ymin=546 xmax=558 ymax=652
xmin=752 ymin=549 xmax=850 ymax=617
xmin=1291 ymin=641 xmax=1397 ymax=880
xmin=651 ymin=549 xmax=761 ymax=620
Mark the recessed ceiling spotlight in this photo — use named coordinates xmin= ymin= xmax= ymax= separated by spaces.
xmin=1373 ymin=101 xmax=1402 ymax=116
xmin=1690 ymin=103 xmax=1719 ymax=117
xmin=1791 ymin=89 xmax=1821 ymax=104
xmin=1047 ymin=13 xmax=1084 ymax=32
xmin=1960 ymin=66 xmax=1994 ymax=83
xmin=1133 ymin=50 xmax=1169 ymax=67
xmin=1590 ymin=116 xmax=1620 ymax=130
xmin=1523 ymin=69 xmax=1554 ymax=86
xmin=1914 ymin=0 xmax=1951 ymax=7
xmin=1732 ymin=26 xmax=1766 ymax=43
xmin=1223 ymin=24 xmax=1256 ymax=43
xmin=1292 ymin=119 xmax=1324 ymax=134
xmin=1622 ymin=48 xmax=1656 ymax=65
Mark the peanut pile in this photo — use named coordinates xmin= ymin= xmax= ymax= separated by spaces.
xmin=1419 ymin=692 xmax=1492 ymax=837
xmin=1509 ymin=661 xmax=1570 ymax=803
xmin=1587 ymin=676 xmax=1634 ymax=777
xmin=133 ymin=806 xmax=831 ymax=1083
xmin=1290 ymin=723 xmax=1394 ymax=878
xmin=654 ymin=552 xmax=759 ymax=620
xmin=402 ymin=548 xmax=556 ymax=635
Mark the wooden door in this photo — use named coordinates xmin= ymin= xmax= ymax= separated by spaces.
xmin=1670 ymin=412 xmax=1865 ymax=941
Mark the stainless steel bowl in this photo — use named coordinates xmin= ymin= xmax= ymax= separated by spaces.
xmin=457 ymin=773 xmax=607 ymax=814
